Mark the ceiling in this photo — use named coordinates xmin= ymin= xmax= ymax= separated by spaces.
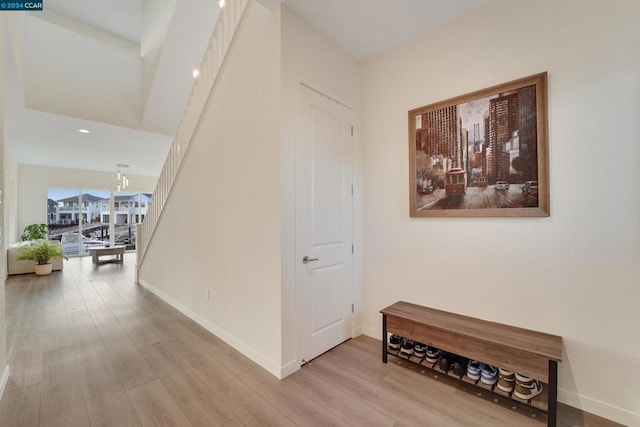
xmin=4 ymin=0 xmax=489 ymax=177
xmin=280 ymin=0 xmax=490 ymax=61
xmin=4 ymin=0 xmax=219 ymax=176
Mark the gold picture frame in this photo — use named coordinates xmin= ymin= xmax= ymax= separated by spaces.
xmin=409 ymin=72 xmax=549 ymax=217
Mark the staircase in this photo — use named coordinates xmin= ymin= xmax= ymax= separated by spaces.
xmin=136 ymin=0 xmax=250 ymax=269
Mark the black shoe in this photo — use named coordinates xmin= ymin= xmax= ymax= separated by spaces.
xmin=400 ymin=338 xmax=414 ymax=356
xmin=452 ymin=356 xmax=469 ymax=377
xmin=425 ymin=346 xmax=443 ymax=364
xmin=388 ymin=334 xmax=402 ymax=351
xmin=413 ymin=342 xmax=427 ymax=358
xmin=439 ymin=353 xmax=451 ymax=372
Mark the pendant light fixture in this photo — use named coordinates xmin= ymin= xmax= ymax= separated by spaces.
xmin=116 ymin=164 xmax=130 ymax=192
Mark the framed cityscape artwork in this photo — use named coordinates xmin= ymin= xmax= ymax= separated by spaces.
xmin=409 ymin=72 xmax=549 ymax=217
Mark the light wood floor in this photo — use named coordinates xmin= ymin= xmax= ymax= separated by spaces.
xmin=0 ymin=254 xmax=623 ymax=426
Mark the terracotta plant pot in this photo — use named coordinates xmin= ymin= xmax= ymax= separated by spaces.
xmin=35 ymin=263 xmax=53 ymax=276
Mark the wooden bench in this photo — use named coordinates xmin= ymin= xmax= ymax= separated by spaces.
xmin=381 ymin=301 xmax=562 ymax=426
xmin=88 ymin=245 xmax=126 ymax=265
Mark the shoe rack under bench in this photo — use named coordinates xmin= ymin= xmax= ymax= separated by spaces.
xmin=380 ymin=301 xmax=563 ymax=427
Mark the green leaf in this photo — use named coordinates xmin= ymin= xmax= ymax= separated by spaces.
xmin=21 ymin=224 xmax=49 ymax=241
xmin=16 ymin=241 xmax=68 ymax=265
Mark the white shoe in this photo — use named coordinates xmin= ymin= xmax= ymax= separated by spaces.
xmin=514 ymin=376 xmax=542 ymax=400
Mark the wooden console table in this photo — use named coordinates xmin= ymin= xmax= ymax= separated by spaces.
xmin=381 ymin=301 xmax=562 ymax=426
xmin=88 ymin=245 xmax=126 ymax=265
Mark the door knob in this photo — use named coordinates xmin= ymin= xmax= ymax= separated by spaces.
xmin=302 ymin=256 xmax=319 ymax=264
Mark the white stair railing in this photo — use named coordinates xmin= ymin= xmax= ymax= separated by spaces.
xmin=137 ymin=0 xmax=250 ymax=268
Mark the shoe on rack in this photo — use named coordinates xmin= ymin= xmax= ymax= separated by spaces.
xmin=438 ymin=352 xmax=451 ymax=372
xmin=497 ymin=368 xmax=515 ymax=392
xmin=413 ymin=342 xmax=427 ymax=358
xmin=466 ymin=360 xmax=483 ymax=381
xmin=480 ymin=364 xmax=498 ymax=385
xmin=388 ymin=334 xmax=403 ymax=351
xmin=400 ymin=338 xmax=414 ymax=356
xmin=452 ymin=356 xmax=470 ymax=377
xmin=426 ymin=346 xmax=443 ymax=364
xmin=514 ymin=373 xmax=543 ymax=400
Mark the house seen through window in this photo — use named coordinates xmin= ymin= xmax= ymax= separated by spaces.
xmin=47 ymin=188 xmax=152 ymax=256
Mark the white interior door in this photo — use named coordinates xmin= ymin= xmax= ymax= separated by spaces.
xmin=296 ymin=84 xmax=354 ymax=364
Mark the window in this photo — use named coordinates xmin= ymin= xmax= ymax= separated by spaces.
xmin=48 ymin=188 xmax=110 ymax=256
xmin=48 ymin=188 xmax=151 ymax=256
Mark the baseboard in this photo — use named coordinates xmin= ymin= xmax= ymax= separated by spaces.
xmin=0 ymin=365 xmax=10 ymax=402
xmin=363 ymin=326 xmax=638 ymax=425
xmin=558 ymin=387 xmax=639 ymax=426
xmin=280 ymin=359 xmax=299 ymax=379
xmin=137 ymin=279 xmax=284 ymax=379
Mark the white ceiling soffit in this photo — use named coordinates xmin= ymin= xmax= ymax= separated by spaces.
xmin=4 ymin=45 xmax=171 ymax=176
xmin=280 ymin=0 xmax=490 ymax=61
xmin=44 ymin=0 xmax=142 ymax=44
xmin=142 ymin=0 xmax=219 ymax=135
xmin=22 ymin=11 xmax=145 ymax=131
xmin=17 ymin=0 xmax=218 ymax=135
xmin=4 ymin=108 xmax=173 ymax=177
xmin=4 ymin=0 xmax=218 ymax=177
xmin=141 ymin=0 xmax=177 ymax=117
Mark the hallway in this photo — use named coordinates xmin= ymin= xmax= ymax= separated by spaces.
xmin=0 ymin=255 xmax=620 ymax=426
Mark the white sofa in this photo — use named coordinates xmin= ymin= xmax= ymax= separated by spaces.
xmin=7 ymin=241 xmax=64 ymax=275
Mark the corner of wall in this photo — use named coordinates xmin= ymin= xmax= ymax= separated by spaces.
xmin=3 ymin=147 xmax=19 ymax=245
xmin=279 ymin=358 xmax=299 ymax=379
xmin=0 ymin=365 xmax=10 ymax=401
xmin=0 ymin=14 xmax=8 ymax=389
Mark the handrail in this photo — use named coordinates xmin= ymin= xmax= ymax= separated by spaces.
xmin=136 ymin=0 xmax=250 ymax=269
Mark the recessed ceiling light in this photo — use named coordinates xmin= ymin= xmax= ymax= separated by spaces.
xmin=78 ymin=129 xmax=90 ymax=134
xmin=219 ymin=0 xmax=225 ymax=8
xmin=192 ymin=69 xmax=200 ymax=78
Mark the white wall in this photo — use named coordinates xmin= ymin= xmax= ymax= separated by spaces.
xmin=17 ymin=164 xmax=157 ymax=241
xmin=3 ymin=148 xmax=18 ymax=246
xmin=139 ymin=1 xmax=284 ymax=376
xmin=280 ymin=6 xmax=362 ymax=376
xmin=361 ymin=0 xmax=640 ymax=424
xmin=0 ymin=15 xmax=8 ymax=393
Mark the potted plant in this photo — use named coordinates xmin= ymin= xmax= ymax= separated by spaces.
xmin=21 ymin=223 xmax=48 ymax=241
xmin=16 ymin=240 xmax=67 ymax=276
